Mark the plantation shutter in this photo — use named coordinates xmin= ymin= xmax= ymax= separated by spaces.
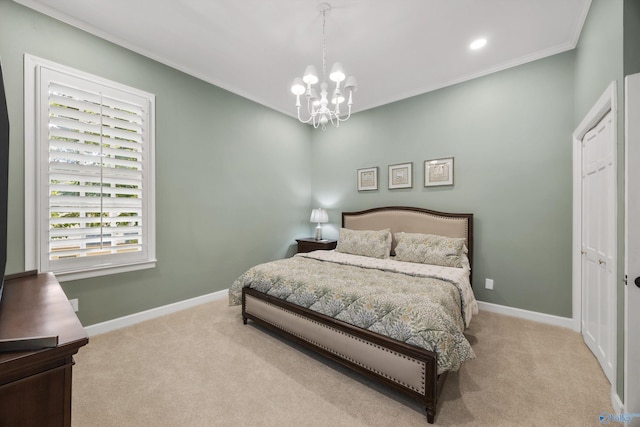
xmin=27 ymin=60 xmax=156 ymax=280
xmin=47 ymin=81 xmax=144 ymax=261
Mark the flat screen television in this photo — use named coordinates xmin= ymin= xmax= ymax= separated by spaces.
xmin=0 ymin=61 xmax=59 ymax=352
xmin=0 ymin=59 xmax=9 ymax=302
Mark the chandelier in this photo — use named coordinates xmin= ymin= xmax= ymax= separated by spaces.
xmin=290 ymin=2 xmax=357 ymax=130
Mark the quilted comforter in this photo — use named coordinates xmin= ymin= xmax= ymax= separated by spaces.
xmin=229 ymin=250 xmax=477 ymax=374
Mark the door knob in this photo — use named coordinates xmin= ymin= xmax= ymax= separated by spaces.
xmin=635 ymin=277 xmax=640 ymax=288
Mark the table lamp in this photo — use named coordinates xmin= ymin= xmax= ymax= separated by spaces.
xmin=310 ymin=208 xmax=329 ymax=240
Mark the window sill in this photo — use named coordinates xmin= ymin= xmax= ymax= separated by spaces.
xmin=53 ymin=259 xmax=157 ymax=283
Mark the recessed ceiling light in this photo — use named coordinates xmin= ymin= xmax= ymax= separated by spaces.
xmin=470 ymin=38 xmax=487 ymax=50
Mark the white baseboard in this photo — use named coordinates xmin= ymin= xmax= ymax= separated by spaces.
xmin=84 ymin=289 xmax=228 ymax=337
xmin=86 ymin=293 xmax=574 ymax=336
xmin=611 ymin=386 xmax=624 ymax=415
xmin=477 ymin=301 xmax=574 ymax=329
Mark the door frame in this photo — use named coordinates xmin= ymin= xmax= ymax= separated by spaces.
xmin=624 ymin=73 xmax=640 ymax=420
xmin=571 ymin=81 xmax=618 ymax=400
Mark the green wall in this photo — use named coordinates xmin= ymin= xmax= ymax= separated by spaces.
xmin=573 ymin=0 xmax=625 ymax=399
xmin=624 ymin=0 xmax=640 ymax=76
xmin=0 ymin=1 xmax=312 ymax=325
xmin=310 ymin=52 xmax=576 ymax=317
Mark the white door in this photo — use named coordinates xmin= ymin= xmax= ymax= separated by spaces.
xmin=625 ymin=73 xmax=640 ymax=424
xmin=582 ymin=110 xmax=615 ymax=383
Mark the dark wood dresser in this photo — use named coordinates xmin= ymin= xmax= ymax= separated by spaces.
xmin=0 ymin=271 xmax=88 ymax=426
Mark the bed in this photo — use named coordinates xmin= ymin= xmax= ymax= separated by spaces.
xmin=229 ymin=206 xmax=476 ymax=423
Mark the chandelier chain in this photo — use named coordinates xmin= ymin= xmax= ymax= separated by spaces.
xmin=321 ymin=9 xmax=327 ymax=81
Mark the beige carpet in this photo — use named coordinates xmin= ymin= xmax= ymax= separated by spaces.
xmin=72 ymin=298 xmax=612 ymax=426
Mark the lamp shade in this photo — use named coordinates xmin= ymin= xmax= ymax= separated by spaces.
xmin=310 ymin=208 xmax=328 ymax=223
xmin=291 ymin=77 xmax=306 ymax=95
xmin=344 ymin=75 xmax=357 ymax=91
xmin=329 ymin=62 xmax=346 ymax=83
xmin=303 ymin=65 xmax=319 ymax=85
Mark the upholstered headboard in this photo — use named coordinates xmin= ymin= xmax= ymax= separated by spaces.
xmin=342 ymin=206 xmax=473 ymax=270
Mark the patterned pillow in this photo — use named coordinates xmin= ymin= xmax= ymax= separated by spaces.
xmin=335 ymin=228 xmax=392 ymax=259
xmin=394 ymin=232 xmax=467 ymax=268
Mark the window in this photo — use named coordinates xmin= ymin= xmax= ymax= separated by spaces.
xmin=25 ymin=55 xmax=156 ymax=281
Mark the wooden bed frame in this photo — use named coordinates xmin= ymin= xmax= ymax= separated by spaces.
xmin=241 ymin=206 xmax=473 ymax=423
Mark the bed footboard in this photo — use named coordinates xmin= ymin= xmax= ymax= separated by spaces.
xmin=242 ymin=287 xmax=443 ymax=423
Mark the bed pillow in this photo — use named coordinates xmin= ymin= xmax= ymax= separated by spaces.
xmin=335 ymin=228 xmax=392 ymax=259
xmin=394 ymin=232 xmax=467 ymax=268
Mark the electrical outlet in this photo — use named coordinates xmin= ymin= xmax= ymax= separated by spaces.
xmin=485 ymin=279 xmax=494 ymax=290
xmin=69 ymin=298 xmax=79 ymax=312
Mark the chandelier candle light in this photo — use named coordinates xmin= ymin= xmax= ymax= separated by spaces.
xmin=310 ymin=208 xmax=329 ymax=240
xmin=291 ymin=2 xmax=356 ymax=130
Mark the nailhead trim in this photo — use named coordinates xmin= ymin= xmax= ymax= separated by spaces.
xmin=250 ymin=298 xmax=426 ymax=395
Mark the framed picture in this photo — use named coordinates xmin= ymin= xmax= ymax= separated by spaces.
xmin=424 ymin=157 xmax=454 ymax=187
xmin=357 ymin=167 xmax=378 ymax=191
xmin=388 ymin=162 xmax=413 ymax=189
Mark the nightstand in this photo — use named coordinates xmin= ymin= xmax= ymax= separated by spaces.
xmin=296 ymin=238 xmax=337 ymax=253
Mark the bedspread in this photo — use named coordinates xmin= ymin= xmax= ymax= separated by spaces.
xmin=229 ymin=251 xmax=476 ymax=373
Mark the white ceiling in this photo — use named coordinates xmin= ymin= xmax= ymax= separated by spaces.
xmin=14 ymin=0 xmax=591 ymax=117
